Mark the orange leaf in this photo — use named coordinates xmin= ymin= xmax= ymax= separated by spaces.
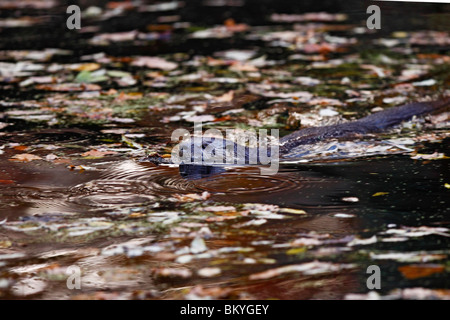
xmin=13 ymin=145 xmax=28 ymax=151
xmin=398 ymin=264 xmax=444 ymax=280
xmin=213 ymin=115 xmax=232 ymax=122
xmin=10 ymin=154 xmax=42 ymax=162
xmin=114 ymin=91 xmax=143 ymax=103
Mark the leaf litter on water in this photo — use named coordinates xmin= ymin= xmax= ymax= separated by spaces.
xmin=0 ymin=0 xmax=449 ymax=300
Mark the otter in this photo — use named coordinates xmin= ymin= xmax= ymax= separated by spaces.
xmin=279 ymin=98 xmax=449 ymax=157
xmin=144 ymin=98 xmax=449 ymax=165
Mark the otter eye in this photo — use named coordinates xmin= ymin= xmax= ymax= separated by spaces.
xmin=202 ymin=139 xmax=213 ymax=149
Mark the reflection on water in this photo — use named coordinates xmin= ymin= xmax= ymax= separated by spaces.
xmin=0 ymin=146 xmax=449 ymax=299
xmin=1 ymin=152 xmax=448 ymax=225
xmin=179 ymin=164 xmax=227 ymax=180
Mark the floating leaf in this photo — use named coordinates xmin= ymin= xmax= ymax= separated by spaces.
xmin=202 ymin=206 xmax=236 ymax=213
xmin=153 ymin=268 xmax=192 ymax=279
xmin=372 ymin=192 xmax=389 ymax=197
xmin=190 ymin=237 xmax=207 ymax=254
xmin=279 ymin=208 xmax=307 ymax=215
xmin=132 ymin=56 xmax=178 ymax=70
xmin=286 ymin=247 xmax=307 ymax=255
xmin=411 ymin=153 xmax=448 ymax=160
xmin=197 ymin=267 xmax=221 ymax=278
xmin=10 ymin=153 xmax=42 ymax=162
xmin=81 ymin=149 xmax=118 ymax=158
xmin=249 ymin=261 xmax=355 ymax=280
xmin=11 ymin=277 xmax=47 ymax=297
xmin=398 ymin=264 xmax=444 ymax=280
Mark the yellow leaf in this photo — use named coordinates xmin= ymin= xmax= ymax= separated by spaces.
xmin=372 ymin=192 xmax=389 ymax=197
xmin=286 ymin=247 xmax=306 ymax=255
xmin=0 ymin=240 xmax=12 ymax=248
xmin=279 ymin=208 xmax=307 ymax=215
xmin=73 ymin=63 xmax=101 ymax=72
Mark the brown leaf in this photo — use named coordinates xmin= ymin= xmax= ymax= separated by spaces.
xmin=36 ymin=83 xmax=101 ymax=92
xmin=205 ymin=216 xmax=237 ymax=222
xmin=187 ymin=285 xmax=232 ymax=299
xmin=215 ymin=90 xmax=234 ymax=102
xmin=53 ymin=159 xmax=71 ymax=164
xmin=81 ymin=149 xmax=118 ymax=158
xmin=132 ymin=56 xmax=178 ymax=71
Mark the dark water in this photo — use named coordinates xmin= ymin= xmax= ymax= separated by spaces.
xmin=0 ymin=0 xmax=449 ymax=300
xmin=0 ymin=144 xmax=448 ymax=299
